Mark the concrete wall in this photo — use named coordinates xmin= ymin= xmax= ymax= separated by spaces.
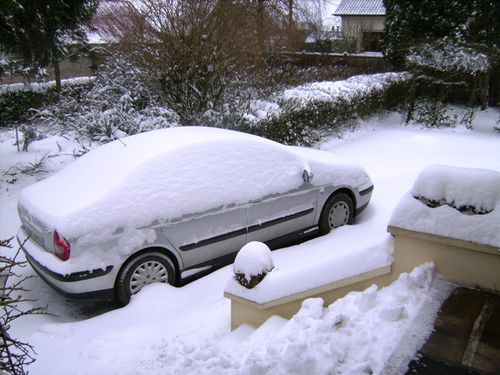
xmin=225 ymin=227 xmax=499 ymax=330
xmin=388 ymin=226 xmax=500 ymax=292
xmin=225 ymin=266 xmax=394 ymax=330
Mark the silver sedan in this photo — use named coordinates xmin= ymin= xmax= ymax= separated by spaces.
xmin=17 ymin=127 xmax=373 ymax=305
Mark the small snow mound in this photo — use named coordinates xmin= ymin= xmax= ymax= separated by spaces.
xmin=380 ymin=305 xmax=407 ymax=322
xmin=233 ymin=242 xmax=274 ymax=288
xmin=295 ymin=298 xmax=325 ymax=320
xmin=27 ymin=136 xmax=72 ymax=154
xmin=408 ymin=261 xmax=435 ymax=290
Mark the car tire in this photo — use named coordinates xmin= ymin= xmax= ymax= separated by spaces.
xmin=319 ymin=193 xmax=354 ymax=235
xmin=115 ymin=251 xmax=175 ymax=306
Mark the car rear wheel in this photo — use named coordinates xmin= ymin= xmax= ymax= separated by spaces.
xmin=115 ymin=251 xmax=175 ymax=306
xmin=319 ymin=193 xmax=354 ymax=235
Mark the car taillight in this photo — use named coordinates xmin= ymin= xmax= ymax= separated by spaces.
xmin=54 ymin=231 xmax=70 ymax=261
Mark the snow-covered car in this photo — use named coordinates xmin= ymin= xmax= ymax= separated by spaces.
xmin=17 ymin=127 xmax=373 ymax=304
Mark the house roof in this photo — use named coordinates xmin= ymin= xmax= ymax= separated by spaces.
xmin=334 ymin=0 xmax=386 ymax=16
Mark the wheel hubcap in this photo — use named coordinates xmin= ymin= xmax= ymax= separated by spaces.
xmin=328 ymin=201 xmax=350 ymax=229
xmin=129 ymin=260 xmax=168 ymax=295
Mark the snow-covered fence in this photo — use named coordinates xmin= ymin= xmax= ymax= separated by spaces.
xmin=388 ymin=165 xmax=500 ymax=292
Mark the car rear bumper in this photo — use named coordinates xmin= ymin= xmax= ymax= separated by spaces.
xmin=17 ymin=227 xmax=115 ymax=300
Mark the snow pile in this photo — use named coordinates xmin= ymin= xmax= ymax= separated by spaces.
xmin=281 ymin=72 xmax=411 ymax=105
xmin=233 ymin=242 xmax=274 ymax=288
xmin=390 ymin=165 xmax=500 ymax=247
xmin=141 ymin=263 xmax=447 ymax=375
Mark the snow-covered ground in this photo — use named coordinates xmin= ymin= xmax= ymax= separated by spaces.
xmin=1 ymin=107 xmax=499 ymax=374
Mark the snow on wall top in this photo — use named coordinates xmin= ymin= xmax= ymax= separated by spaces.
xmin=389 ymin=165 xmax=500 ymax=248
xmin=334 ymin=0 xmax=386 ymax=16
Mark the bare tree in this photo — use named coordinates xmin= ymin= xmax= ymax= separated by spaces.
xmin=98 ymin=0 xmax=263 ymax=123
xmin=1 ymin=237 xmax=48 ymax=375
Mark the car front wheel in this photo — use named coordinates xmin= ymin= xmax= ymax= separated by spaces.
xmin=319 ymin=193 xmax=354 ymax=235
xmin=115 ymin=251 xmax=175 ymax=306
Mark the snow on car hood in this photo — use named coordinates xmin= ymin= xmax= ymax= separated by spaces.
xmin=18 ymin=127 xmax=369 ymax=240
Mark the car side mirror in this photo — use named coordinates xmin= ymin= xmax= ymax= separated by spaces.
xmin=302 ymin=169 xmax=313 ymax=183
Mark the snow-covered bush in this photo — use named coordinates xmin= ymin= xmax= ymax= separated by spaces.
xmin=404 ymin=39 xmax=494 ymax=125
xmin=407 ymin=40 xmax=491 ymax=75
xmin=114 ymin=0 xmax=261 ymax=126
xmin=390 ymin=165 xmax=500 ymax=248
xmin=18 ymin=125 xmax=41 ymax=151
xmin=233 ymin=242 xmax=274 ymax=289
xmin=413 ymin=98 xmax=458 ymax=128
xmin=32 ymin=53 xmax=178 ymax=142
xmin=0 ymin=77 xmax=96 ymax=127
xmin=412 ymin=165 xmax=499 ymax=216
xmin=252 ymin=72 xmax=411 ymax=145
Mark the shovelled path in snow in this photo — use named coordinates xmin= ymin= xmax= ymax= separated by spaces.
xmin=407 ymin=287 xmax=500 ymax=375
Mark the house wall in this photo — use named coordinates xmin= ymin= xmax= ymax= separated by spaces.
xmin=341 ymin=15 xmax=385 ymax=52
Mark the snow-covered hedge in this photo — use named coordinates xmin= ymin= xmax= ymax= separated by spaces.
xmin=0 ymin=78 xmax=95 ymax=127
xmin=251 ymin=72 xmax=412 ymax=145
xmin=390 ymin=165 xmax=500 ymax=248
xmin=0 ymin=90 xmax=55 ymax=127
xmin=0 ymin=77 xmax=94 ymax=94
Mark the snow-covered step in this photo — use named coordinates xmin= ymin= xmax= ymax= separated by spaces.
xmin=241 ymin=315 xmax=288 ymax=347
xmin=219 ymin=323 xmax=256 ymax=348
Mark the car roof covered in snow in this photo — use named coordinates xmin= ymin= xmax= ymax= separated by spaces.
xmin=18 ymin=127 xmax=298 ymax=237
